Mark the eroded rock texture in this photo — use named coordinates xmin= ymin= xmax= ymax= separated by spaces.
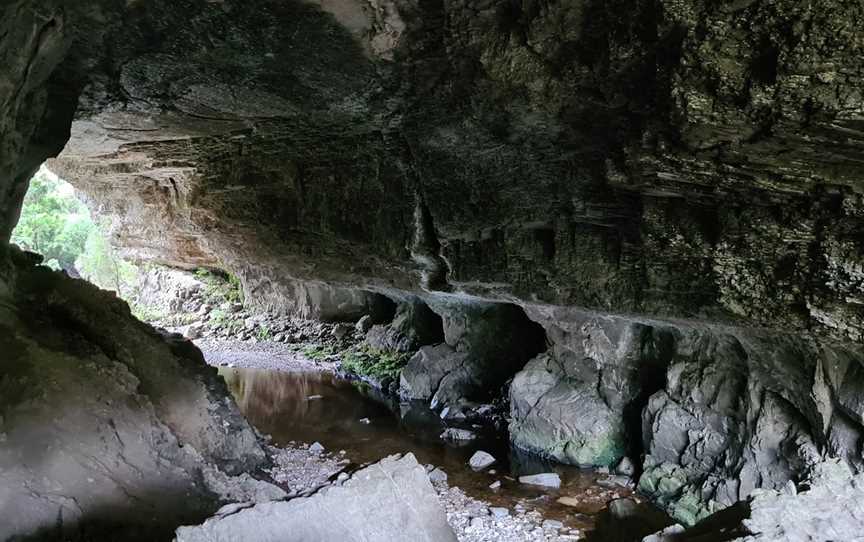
xmin=0 ymin=246 xmax=266 ymax=540
xmin=0 ymin=0 xmax=854 ymax=340
xmin=643 ymin=459 xmax=864 ymax=541
xmin=400 ymin=297 xmax=545 ymax=412
xmin=1 ymin=0 xmax=864 ymax=537
xmin=510 ymin=305 xmax=864 ymax=525
xmin=174 ymin=453 xmax=457 ymax=542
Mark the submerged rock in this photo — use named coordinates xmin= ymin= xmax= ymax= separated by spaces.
xmin=175 ymin=454 xmax=457 ymax=542
xmin=518 ymin=473 xmax=561 ymax=489
xmin=440 ymin=427 xmax=477 ymax=441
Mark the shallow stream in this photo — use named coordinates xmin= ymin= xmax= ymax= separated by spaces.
xmin=219 ymin=367 xmax=666 ymax=537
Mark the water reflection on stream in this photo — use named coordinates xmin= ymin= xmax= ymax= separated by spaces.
xmin=220 ymin=367 xmax=639 ymax=534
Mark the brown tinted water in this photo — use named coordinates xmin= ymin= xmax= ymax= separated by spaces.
xmin=219 ymin=367 xmax=665 ymax=536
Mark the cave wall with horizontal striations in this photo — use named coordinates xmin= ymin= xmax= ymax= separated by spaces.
xmin=1 ymin=0 xmax=863 ymax=535
xmin=22 ymin=0 xmax=861 ymax=342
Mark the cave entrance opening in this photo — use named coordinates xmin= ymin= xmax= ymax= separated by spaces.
xmin=11 ymin=165 xmax=140 ymax=297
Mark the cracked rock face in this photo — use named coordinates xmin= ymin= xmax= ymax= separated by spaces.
xmin=0 ymin=0 xmax=858 ymax=340
xmin=174 ymin=453 xmax=457 ymax=542
xmin=509 ymin=306 xmax=864 ymax=526
xmin=0 ymin=246 xmax=266 ymax=540
xmin=644 ymin=459 xmax=864 ymax=541
xmin=2 ymin=0 xmax=864 ymax=537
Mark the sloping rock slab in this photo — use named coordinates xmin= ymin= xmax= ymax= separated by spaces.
xmin=643 ymin=460 xmax=864 ymax=541
xmin=174 ymin=453 xmax=457 ymax=542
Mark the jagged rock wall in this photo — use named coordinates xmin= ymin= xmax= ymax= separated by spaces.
xmin=3 ymin=0 xmax=853 ymax=342
xmin=510 ymin=304 xmax=864 ymax=526
xmin=1 ymin=0 xmax=864 ymax=535
xmin=0 ymin=246 xmax=267 ymax=539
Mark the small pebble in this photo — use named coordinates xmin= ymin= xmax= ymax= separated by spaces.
xmin=307 ymin=395 xmax=323 ymax=400
xmin=542 ymin=519 xmax=564 ymax=530
xmin=489 ymin=480 xmax=501 ymax=490
xmin=358 ymin=417 xmax=371 ymax=424
xmin=490 ymin=507 xmax=509 ymax=518
xmin=309 ymin=441 xmax=325 ymax=453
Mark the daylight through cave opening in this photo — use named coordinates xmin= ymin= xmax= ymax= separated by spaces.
xmin=2 ymin=1 xmax=864 ymax=541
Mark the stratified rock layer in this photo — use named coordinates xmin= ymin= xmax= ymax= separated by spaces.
xmin=24 ymin=0 xmax=860 ymax=343
xmin=1 ymin=0 xmax=864 ymax=537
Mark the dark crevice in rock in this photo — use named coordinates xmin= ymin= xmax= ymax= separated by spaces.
xmin=410 ymin=194 xmax=451 ymax=292
xmin=623 ymin=327 xmax=675 ymax=475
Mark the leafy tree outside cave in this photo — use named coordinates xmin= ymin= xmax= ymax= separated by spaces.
xmin=11 ymin=167 xmax=139 ymax=296
xmin=11 ymin=170 xmax=94 ymax=272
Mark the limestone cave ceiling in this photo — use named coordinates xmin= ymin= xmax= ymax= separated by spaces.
xmin=2 ymin=0 xmax=863 ymax=341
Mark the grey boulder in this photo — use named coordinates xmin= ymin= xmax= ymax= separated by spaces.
xmin=175 ymin=453 xmax=457 ymax=542
xmin=518 ymin=473 xmax=561 ymax=488
xmin=469 ymin=451 xmax=496 ymax=471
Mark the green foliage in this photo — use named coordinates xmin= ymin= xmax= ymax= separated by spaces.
xmin=11 ymin=169 xmax=141 ymax=298
xmin=195 ymin=269 xmax=245 ymax=305
xmin=340 ymin=345 xmax=412 ymax=381
xmin=76 ymin=224 xmax=138 ymax=296
xmin=256 ymin=325 xmax=272 ymax=341
xmin=302 ymin=344 xmax=336 ymax=360
xmin=208 ymin=308 xmax=243 ymax=334
xmin=11 ymin=171 xmax=94 ymax=270
xmin=131 ymin=303 xmax=168 ymax=323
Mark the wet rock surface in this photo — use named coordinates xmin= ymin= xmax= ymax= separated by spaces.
xmin=2 ymin=1 xmax=864 ymax=540
xmin=511 ymin=306 xmax=864 ymax=526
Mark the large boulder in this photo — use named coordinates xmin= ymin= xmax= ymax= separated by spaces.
xmin=0 ymin=248 xmax=266 ymax=540
xmin=401 ymin=299 xmax=546 ymax=410
xmin=400 ymin=343 xmax=470 ymax=408
xmin=642 ymin=460 xmax=864 ymax=541
xmin=637 ymin=331 xmax=854 ymax=525
xmin=510 ymin=306 xmax=864 ymax=526
xmin=510 ymin=311 xmax=674 ymax=467
xmin=174 ymin=453 xmax=457 ymax=542
xmin=365 ymin=298 xmax=444 ymax=353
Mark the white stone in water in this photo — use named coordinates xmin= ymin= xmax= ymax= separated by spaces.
xmin=440 ymin=427 xmax=476 ymax=441
xmin=359 ymin=417 xmax=371 ymax=424
xmin=469 ymin=451 xmax=496 ymax=471
xmin=519 ymin=472 xmax=561 ymax=488
xmin=309 ymin=442 xmax=325 ymax=453
xmin=490 ymin=507 xmax=509 ymax=518
xmin=307 ymin=395 xmax=323 ymax=400
xmin=489 ymin=480 xmax=501 ymax=490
